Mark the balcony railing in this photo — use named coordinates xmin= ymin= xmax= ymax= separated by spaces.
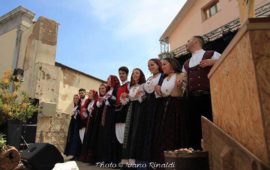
xmin=161 ymin=2 xmax=270 ymax=58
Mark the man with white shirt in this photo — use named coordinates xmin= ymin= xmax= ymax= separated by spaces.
xmin=182 ymin=36 xmax=221 ymax=150
xmin=77 ymin=88 xmax=90 ymax=144
xmin=115 ymin=66 xmax=130 ymax=165
xmin=115 ymin=66 xmax=130 ymax=142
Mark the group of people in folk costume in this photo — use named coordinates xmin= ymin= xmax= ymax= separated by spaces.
xmin=63 ymin=35 xmax=221 ymax=169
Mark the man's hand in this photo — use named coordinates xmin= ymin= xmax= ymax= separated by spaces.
xmin=200 ymin=59 xmax=216 ymax=68
xmin=176 ymin=78 xmax=183 ymax=87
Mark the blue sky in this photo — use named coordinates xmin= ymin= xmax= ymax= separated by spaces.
xmin=1 ymin=0 xmax=185 ymax=81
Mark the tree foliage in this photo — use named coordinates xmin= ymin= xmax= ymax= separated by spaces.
xmin=0 ymin=69 xmax=38 ymax=124
xmin=0 ymin=134 xmax=6 ymax=152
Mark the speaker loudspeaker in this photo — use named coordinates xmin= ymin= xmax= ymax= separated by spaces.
xmin=21 ymin=143 xmax=64 ymax=170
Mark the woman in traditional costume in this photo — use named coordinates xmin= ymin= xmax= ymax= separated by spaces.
xmin=152 ymin=57 xmax=189 ymax=164
xmin=121 ymin=68 xmax=146 ymax=166
xmin=136 ymin=59 xmax=163 ymax=165
xmin=100 ymin=75 xmax=120 ymax=164
xmin=80 ymin=89 xmax=98 ymax=162
xmin=64 ymin=94 xmax=81 ymax=160
xmin=94 ymin=83 xmax=110 ymax=163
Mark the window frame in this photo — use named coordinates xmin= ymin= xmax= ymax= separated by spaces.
xmin=202 ymin=0 xmax=220 ymax=21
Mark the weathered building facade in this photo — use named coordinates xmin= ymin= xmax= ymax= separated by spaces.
xmin=0 ymin=6 xmax=104 ymax=151
xmin=159 ymin=0 xmax=270 ymax=57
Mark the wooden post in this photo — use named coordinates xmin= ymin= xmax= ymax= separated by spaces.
xmin=238 ymin=0 xmax=255 ymax=24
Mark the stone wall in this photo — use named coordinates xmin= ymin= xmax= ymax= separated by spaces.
xmin=0 ymin=7 xmax=104 ymax=152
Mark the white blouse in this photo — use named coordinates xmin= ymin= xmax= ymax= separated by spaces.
xmin=129 ymin=84 xmax=145 ymax=103
xmin=87 ymin=100 xmax=95 ymax=114
xmin=143 ymin=73 xmax=161 ymax=94
xmin=104 ymin=88 xmax=116 ymax=106
xmin=161 ymin=74 xmax=177 ymax=97
xmin=72 ymin=105 xmax=79 ymax=119
xmin=96 ymin=97 xmax=103 ymax=108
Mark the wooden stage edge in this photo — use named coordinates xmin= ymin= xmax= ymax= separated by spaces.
xmin=202 ymin=117 xmax=270 ymax=170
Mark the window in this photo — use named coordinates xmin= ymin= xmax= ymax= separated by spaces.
xmin=202 ymin=1 xmax=220 ymax=20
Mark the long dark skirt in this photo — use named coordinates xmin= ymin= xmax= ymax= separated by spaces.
xmin=138 ymin=93 xmax=159 ymax=161
xmin=152 ymin=96 xmax=189 ymax=163
xmin=97 ymin=105 xmax=119 ymax=164
xmin=64 ymin=116 xmax=81 ymax=158
xmin=80 ymin=108 xmax=98 ymax=162
xmin=122 ymin=100 xmax=145 ymax=160
xmin=115 ymin=104 xmax=129 ymax=123
xmin=95 ymin=105 xmax=105 ymax=162
xmin=151 ymin=97 xmax=167 ymax=163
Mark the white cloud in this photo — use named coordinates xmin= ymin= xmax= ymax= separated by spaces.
xmin=39 ymin=0 xmax=186 ymax=79
xmin=88 ymin=0 xmax=123 ymax=22
xmin=88 ymin=0 xmax=186 ymax=39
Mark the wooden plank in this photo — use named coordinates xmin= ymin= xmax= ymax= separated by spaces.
xmin=208 ymin=17 xmax=270 ymax=164
xmin=202 ymin=117 xmax=270 ymax=170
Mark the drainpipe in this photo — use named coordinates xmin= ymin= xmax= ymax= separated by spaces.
xmin=12 ymin=25 xmax=23 ymax=72
xmin=10 ymin=25 xmax=24 ymax=91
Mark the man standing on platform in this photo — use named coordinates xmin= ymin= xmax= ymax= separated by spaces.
xmin=77 ymin=88 xmax=90 ymax=144
xmin=182 ymin=36 xmax=221 ymax=150
xmin=115 ymin=66 xmax=130 ymax=164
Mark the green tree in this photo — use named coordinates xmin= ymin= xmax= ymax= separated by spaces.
xmin=0 ymin=69 xmax=38 ymax=124
xmin=0 ymin=134 xmax=6 ymax=152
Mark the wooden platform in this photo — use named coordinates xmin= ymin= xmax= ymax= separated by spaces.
xmin=208 ymin=17 xmax=270 ymax=165
xmin=202 ymin=117 xmax=270 ymax=170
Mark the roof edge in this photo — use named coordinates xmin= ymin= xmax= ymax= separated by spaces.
xmin=55 ymin=62 xmax=105 ymax=83
xmin=159 ymin=0 xmax=196 ymax=42
xmin=0 ymin=6 xmax=35 ymax=24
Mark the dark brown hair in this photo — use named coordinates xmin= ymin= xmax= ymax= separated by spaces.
xmin=149 ymin=58 xmax=163 ymax=73
xmin=79 ymin=88 xmax=86 ymax=92
xmin=130 ymin=68 xmax=146 ymax=87
xmin=162 ymin=57 xmax=182 ymax=74
xmin=118 ymin=66 xmax=129 ymax=75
